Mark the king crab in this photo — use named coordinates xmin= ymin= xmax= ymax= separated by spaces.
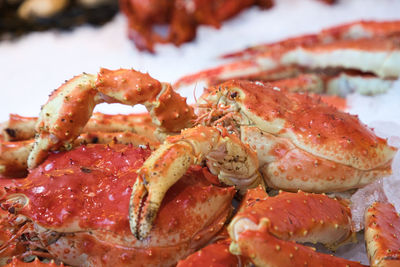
xmin=0 ymin=66 xmax=398 ymax=266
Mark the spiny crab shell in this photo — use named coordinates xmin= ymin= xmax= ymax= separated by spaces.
xmin=0 ymin=144 xmax=235 ymax=267
xmin=197 ymin=80 xmax=396 ymax=192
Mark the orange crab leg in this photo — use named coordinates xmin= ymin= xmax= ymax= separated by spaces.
xmin=176 ymin=36 xmax=400 ymax=90
xmin=0 ymin=114 xmax=37 ymax=142
xmin=1 ymin=113 xmax=158 ymax=142
xmin=177 ymin=239 xmax=241 ymax=267
xmin=228 ymin=187 xmax=366 ymax=266
xmin=175 ymin=21 xmax=400 ymax=92
xmin=229 ymin=187 xmax=355 ymax=249
xmin=234 ymin=230 xmax=366 ymax=267
xmin=222 ymin=20 xmax=400 ymax=59
xmin=365 ymin=202 xmax=400 ymax=267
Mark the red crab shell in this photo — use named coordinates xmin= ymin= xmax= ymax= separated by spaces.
xmin=4 ymin=257 xmax=64 ymax=267
xmin=0 ymin=144 xmax=235 ymax=267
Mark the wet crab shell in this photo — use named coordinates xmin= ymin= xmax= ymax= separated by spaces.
xmin=1 ymin=144 xmax=235 ymax=267
xmin=198 ymin=80 xmax=396 ymax=192
xmin=4 ymin=257 xmax=64 ymax=266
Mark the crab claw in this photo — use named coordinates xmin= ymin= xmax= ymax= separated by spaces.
xmin=129 ymin=125 xmax=263 ymax=240
xmin=129 ymin=142 xmax=194 ymax=239
xmin=27 ymin=68 xmax=195 ymax=169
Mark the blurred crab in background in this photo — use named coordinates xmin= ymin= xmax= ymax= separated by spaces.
xmin=119 ymin=0 xmax=336 ymax=52
xmin=175 ymin=20 xmax=400 ymax=101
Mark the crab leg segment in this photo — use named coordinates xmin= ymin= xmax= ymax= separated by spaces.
xmin=130 ymin=125 xmax=262 ymax=240
xmin=222 ymin=20 xmax=400 ymax=59
xmin=233 ymin=230 xmax=366 ymax=267
xmin=176 ymin=36 xmax=400 ymax=89
xmin=365 ymin=202 xmax=400 ymax=267
xmin=229 ymin=187 xmax=354 ymax=249
xmin=177 ymin=239 xmax=241 ymax=267
xmin=0 ymin=114 xmax=37 ymax=142
xmin=281 ymin=37 xmax=400 ymax=79
xmin=175 ymin=21 xmax=400 ymax=91
xmin=228 ymin=187 xmax=364 ymax=266
xmin=270 ymin=73 xmax=395 ymax=97
xmin=1 ymin=112 xmax=158 ymax=142
xmin=28 ymin=68 xmax=195 ymax=169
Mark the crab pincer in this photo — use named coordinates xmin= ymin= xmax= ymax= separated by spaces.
xmin=129 ymin=125 xmax=263 ymax=240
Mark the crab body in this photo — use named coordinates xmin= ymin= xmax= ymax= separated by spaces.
xmin=197 ymin=80 xmax=396 ymax=192
xmin=0 ymin=144 xmax=235 ymax=266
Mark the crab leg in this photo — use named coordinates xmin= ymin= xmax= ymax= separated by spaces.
xmin=176 ymin=36 xmax=400 ymax=90
xmin=228 ymin=187 xmax=365 ymax=267
xmin=28 ymin=68 xmax=195 ymax=169
xmin=234 ymin=230 xmax=366 ymax=267
xmin=222 ymin=20 xmax=400 ymax=59
xmin=269 ymin=73 xmax=395 ymax=97
xmin=281 ymin=37 xmax=400 ymax=79
xmin=177 ymin=227 xmax=244 ymax=267
xmin=229 ymin=187 xmax=355 ymax=249
xmin=177 ymin=238 xmax=241 ymax=267
xmin=1 ymin=113 xmax=158 ymax=142
xmin=0 ymin=114 xmax=37 ymax=142
xmin=175 ymin=20 xmax=400 ymax=92
xmin=365 ymin=202 xmax=400 ymax=267
xmin=130 ymin=125 xmax=263 ymax=240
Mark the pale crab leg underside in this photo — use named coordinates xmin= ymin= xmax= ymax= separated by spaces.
xmin=267 ymin=73 xmax=396 ymax=97
xmin=129 ymin=125 xmax=263 ymax=240
xmin=365 ymin=202 xmax=400 ymax=267
xmin=27 ymin=68 xmax=195 ymax=169
xmin=1 ymin=112 xmax=158 ymax=142
xmin=228 ymin=187 xmax=366 ymax=267
xmin=281 ymin=37 xmax=400 ymax=79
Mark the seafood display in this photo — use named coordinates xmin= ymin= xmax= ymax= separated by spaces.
xmin=119 ymin=0 xmax=336 ymax=52
xmin=0 ymin=64 xmax=399 ymax=266
xmin=175 ymin=20 xmax=400 ymax=97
